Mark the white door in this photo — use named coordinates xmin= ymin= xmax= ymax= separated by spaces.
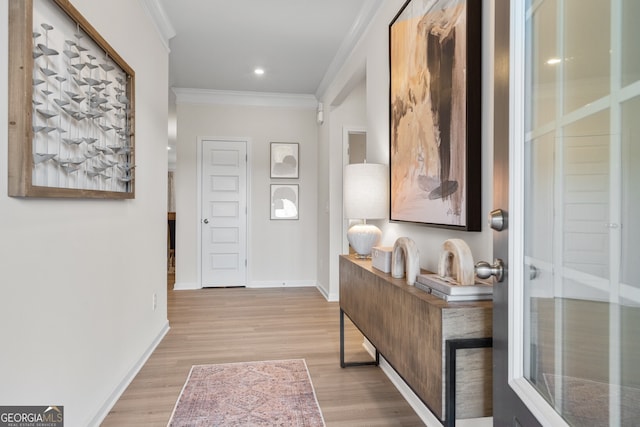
xmin=492 ymin=0 xmax=640 ymax=425
xmin=200 ymin=139 xmax=247 ymax=287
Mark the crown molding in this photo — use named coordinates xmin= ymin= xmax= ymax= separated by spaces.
xmin=315 ymin=0 xmax=383 ymax=98
xmin=139 ymin=0 xmax=176 ymax=52
xmin=172 ymin=88 xmax=318 ymax=109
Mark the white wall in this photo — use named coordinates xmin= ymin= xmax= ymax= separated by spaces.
xmin=316 ymin=80 xmax=367 ymax=300
xmin=0 ymin=1 xmax=169 ymax=425
xmin=318 ymin=0 xmax=494 ymax=299
xmin=173 ymin=98 xmax=318 ymax=289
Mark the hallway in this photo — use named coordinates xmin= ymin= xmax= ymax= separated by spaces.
xmin=102 ymin=278 xmax=424 ymax=425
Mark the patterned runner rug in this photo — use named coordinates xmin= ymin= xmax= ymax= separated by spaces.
xmin=168 ymin=359 xmax=325 ymax=426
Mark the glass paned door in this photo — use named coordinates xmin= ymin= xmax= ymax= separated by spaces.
xmin=516 ymin=0 xmax=640 ymax=425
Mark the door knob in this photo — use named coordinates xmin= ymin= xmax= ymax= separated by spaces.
xmin=475 ymin=259 xmax=505 ymax=282
xmin=203 ymin=218 xmax=209 ymax=224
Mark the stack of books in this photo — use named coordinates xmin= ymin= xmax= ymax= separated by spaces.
xmin=415 ymin=273 xmax=493 ymax=302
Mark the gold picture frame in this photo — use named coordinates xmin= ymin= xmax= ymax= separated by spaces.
xmin=8 ymin=0 xmax=135 ymax=199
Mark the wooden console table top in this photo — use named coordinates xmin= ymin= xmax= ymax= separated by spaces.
xmin=341 ymin=255 xmax=492 ymax=309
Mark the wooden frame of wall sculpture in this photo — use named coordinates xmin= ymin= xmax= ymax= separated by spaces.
xmin=8 ymin=0 xmax=135 ymax=199
xmin=389 ymin=0 xmax=481 ymax=230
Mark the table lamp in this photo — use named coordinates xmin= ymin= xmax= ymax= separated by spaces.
xmin=343 ymin=163 xmax=388 ymax=258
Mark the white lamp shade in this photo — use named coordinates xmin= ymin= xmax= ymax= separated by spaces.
xmin=343 ymin=163 xmax=388 ymax=220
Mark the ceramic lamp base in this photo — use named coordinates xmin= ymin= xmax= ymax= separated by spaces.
xmin=347 ymin=223 xmax=382 ymax=258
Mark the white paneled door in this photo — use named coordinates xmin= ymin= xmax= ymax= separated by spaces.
xmin=200 ymin=139 xmax=247 ymax=287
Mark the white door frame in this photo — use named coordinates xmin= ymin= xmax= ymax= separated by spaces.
xmin=196 ymin=136 xmax=251 ymax=288
xmin=342 ymin=126 xmax=366 ymax=255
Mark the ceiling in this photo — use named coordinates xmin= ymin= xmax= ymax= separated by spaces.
xmin=153 ymin=0 xmax=380 ymax=96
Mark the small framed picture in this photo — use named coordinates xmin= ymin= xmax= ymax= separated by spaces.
xmin=271 ymin=184 xmax=299 ymax=220
xmin=270 ymin=142 xmax=299 ymax=179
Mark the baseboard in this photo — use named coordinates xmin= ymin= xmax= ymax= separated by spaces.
xmin=89 ymin=321 xmax=170 ymax=427
xmin=248 ymin=280 xmax=317 ymax=288
xmin=316 ymin=284 xmax=337 ymax=302
xmin=173 ymin=281 xmax=201 ymax=290
xmin=361 ymin=340 xmax=436 ymax=424
xmin=362 ymin=340 xmax=492 ymax=427
xmin=324 ymin=287 xmax=339 ymax=302
xmin=377 ymin=355 xmax=443 ymax=426
xmin=175 ymin=280 xmax=320 ymax=291
xmin=314 ymin=281 xmax=338 ymax=302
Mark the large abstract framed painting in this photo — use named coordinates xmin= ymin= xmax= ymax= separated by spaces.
xmin=8 ymin=0 xmax=135 ymax=199
xmin=389 ymin=0 xmax=481 ymax=230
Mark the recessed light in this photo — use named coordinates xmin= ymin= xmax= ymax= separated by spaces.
xmin=546 ymin=58 xmax=561 ymax=65
xmin=254 ymin=68 xmax=265 ymax=76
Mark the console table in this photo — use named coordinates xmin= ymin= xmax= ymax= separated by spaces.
xmin=339 ymin=255 xmax=493 ymax=424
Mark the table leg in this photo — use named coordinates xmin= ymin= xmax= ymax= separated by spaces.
xmin=340 ymin=309 xmax=379 ymax=368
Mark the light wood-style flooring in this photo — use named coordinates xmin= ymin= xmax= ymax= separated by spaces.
xmin=101 ymin=275 xmax=424 ymax=426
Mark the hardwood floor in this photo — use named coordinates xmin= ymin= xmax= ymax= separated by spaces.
xmin=101 ymin=275 xmax=424 ymax=426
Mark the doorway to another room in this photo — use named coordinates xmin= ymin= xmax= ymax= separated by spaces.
xmin=342 ymin=127 xmax=366 ymax=255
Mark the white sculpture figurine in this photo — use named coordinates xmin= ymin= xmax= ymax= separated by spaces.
xmin=437 ymin=239 xmax=475 ymax=286
xmin=391 ymin=237 xmax=420 ymax=285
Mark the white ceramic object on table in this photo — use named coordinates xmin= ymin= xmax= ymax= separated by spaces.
xmin=391 ymin=237 xmax=420 ymax=285
xmin=437 ymin=238 xmax=475 ymax=286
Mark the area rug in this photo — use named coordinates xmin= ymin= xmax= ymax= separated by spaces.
xmin=168 ymin=359 xmax=325 ymax=426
